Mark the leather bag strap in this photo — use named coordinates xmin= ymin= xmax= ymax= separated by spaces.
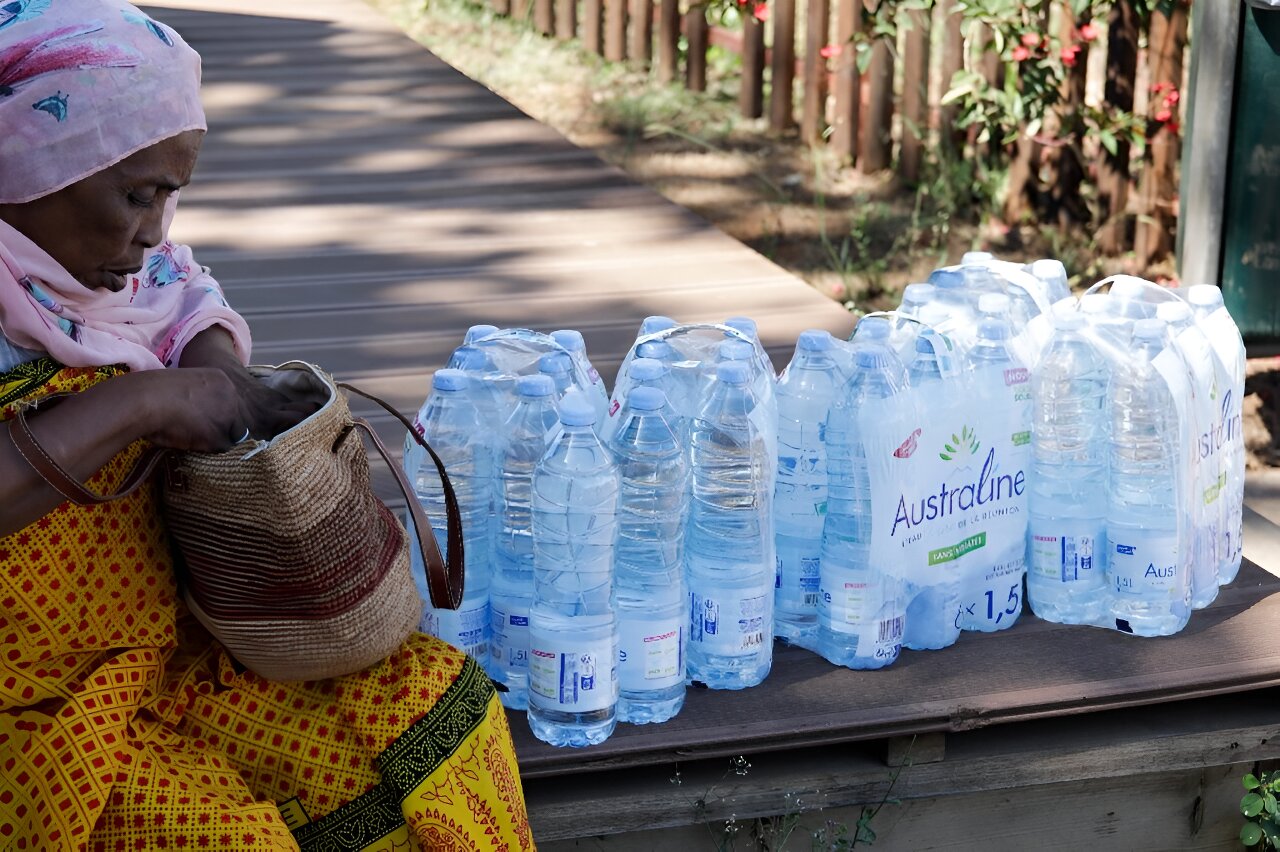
xmin=8 ymin=406 xmax=166 ymax=505
xmin=339 ymin=383 xmax=465 ymax=611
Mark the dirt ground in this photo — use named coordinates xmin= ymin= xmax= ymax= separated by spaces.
xmin=372 ymin=0 xmax=1277 ymax=468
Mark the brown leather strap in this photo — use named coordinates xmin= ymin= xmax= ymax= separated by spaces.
xmin=8 ymin=408 xmax=165 ymax=505
xmin=340 ymin=383 xmax=465 ymax=611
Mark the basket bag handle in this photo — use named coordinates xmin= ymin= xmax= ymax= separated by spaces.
xmin=7 ymin=385 xmax=465 ymax=611
xmin=339 ymin=383 xmax=465 ymax=611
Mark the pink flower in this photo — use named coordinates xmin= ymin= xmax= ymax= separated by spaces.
xmin=752 ymin=2 xmax=769 ymax=20
xmin=1155 ymin=108 xmax=1173 ymax=123
xmin=1020 ymin=32 xmax=1040 ymax=47
xmin=819 ymin=43 xmax=841 ymax=58
xmin=1079 ymin=22 xmax=1099 ymax=42
xmin=1151 ymin=81 xmax=1170 ymax=94
xmin=1012 ymin=45 xmax=1031 ymax=62
xmin=1163 ymin=89 xmax=1180 ymax=106
xmin=1061 ymin=45 xmax=1081 ymax=67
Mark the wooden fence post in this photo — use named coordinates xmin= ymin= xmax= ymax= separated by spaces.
xmin=554 ymin=0 xmax=576 ymax=40
xmin=657 ymin=0 xmax=681 ymax=82
xmin=629 ymin=0 xmax=653 ymax=66
xmin=801 ymin=0 xmax=830 ymax=143
xmin=742 ymin=11 xmax=766 ymax=118
xmin=1096 ymin=0 xmax=1138 ymax=255
xmin=835 ymin=0 xmax=863 ymax=155
xmin=1135 ymin=0 xmax=1189 ymax=267
xmin=938 ymin=0 xmax=965 ymax=159
xmin=860 ymin=17 xmax=894 ymax=173
xmin=583 ymin=0 xmax=604 ymax=54
xmin=899 ymin=7 xmax=929 ymax=183
xmin=512 ymin=0 xmax=530 ymax=24
xmin=686 ymin=6 xmax=709 ymax=92
xmin=535 ymin=0 xmax=554 ymax=35
xmin=769 ymin=0 xmax=798 ymax=131
xmin=492 ymin=0 xmax=512 ymax=19
xmin=605 ymin=0 xmax=628 ymax=61
xmin=1043 ymin=2 xmax=1091 ymax=228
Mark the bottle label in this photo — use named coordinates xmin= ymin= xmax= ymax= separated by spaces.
xmin=618 ymin=616 xmax=684 ymax=690
xmin=688 ymin=588 xmax=769 ymax=657
xmin=528 ymin=634 xmax=617 ymax=712
xmin=1108 ymin=531 xmax=1180 ymax=596
xmin=818 ymin=578 xmax=903 ymax=658
xmin=776 ymin=551 xmax=821 ymax=608
xmin=422 ymin=601 xmax=490 ymax=663
xmin=958 ymin=554 xmax=1025 ymax=630
xmin=1029 ymin=518 xmax=1103 ymax=583
xmin=491 ymin=600 xmax=530 ymax=672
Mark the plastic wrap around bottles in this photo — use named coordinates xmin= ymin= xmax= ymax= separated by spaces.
xmin=455 ymin=327 xmax=609 ymax=425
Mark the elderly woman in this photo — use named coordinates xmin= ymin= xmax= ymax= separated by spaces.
xmin=0 ymin=1 xmax=532 ymax=849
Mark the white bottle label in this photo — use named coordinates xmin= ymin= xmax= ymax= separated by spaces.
xmin=618 ymin=615 xmax=684 ymax=690
xmin=818 ymin=579 xmax=903 ymax=658
xmin=688 ymin=588 xmax=769 ymax=657
xmin=528 ymin=634 xmax=617 ymax=712
xmin=1108 ymin=531 xmax=1180 ymax=595
xmin=1029 ymin=518 xmax=1103 ymax=583
xmin=776 ymin=551 xmax=821 ymax=607
xmin=422 ymin=601 xmax=490 ymax=663
xmin=490 ymin=600 xmax=530 ymax=672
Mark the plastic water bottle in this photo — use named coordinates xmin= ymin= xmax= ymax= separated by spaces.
xmin=627 ymin=357 xmax=684 ymax=438
xmin=553 ymin=329 xmax=609 ymax=412
xmin=686 ymin=361 xmax=774 ymax=689
xmin=960 ymin=317 xmax=1030 ymax=633
xmin=724 ymin=316 xmax=758 ymax=341
xmin=640 ymin=315 xmax=678 ymax=336
xmin=1106 ymin=318 xmax=1191 ymax=636
xmin=818 ymin=347 xmax=905 ymax=669
xmin=406 ymin=369 xmax=493 ymax=667
xmin=464 ymin=323 xmax=500 ymax=344
xmin=926 ymin=269 xmax=977 ymax=340
xmin=607 ymin=387 xmax=688 ymax=723
xmin=527 ymin=394 xmax=620 ymax=746
xmin=1187 ymin=284 xmax=1246 ymax=586
xmin=539 ymin=350 xmax=575 ymax=398
xmin=901 ymin=332 xmax=963 ymax=651
xmin=1027 ymin=310 xmax=1110 ymax=625
xmin=1157 ymin=300 xmax=1221 ymax=609
xmin=898 ymin=283 xmax=935 ymax=318
xmin=773 ymin=331 xmax=839 ymax=650
xmin=491 ymin=374 xmax=561 ymax=709
xmin=962 ymin=250 xmax=994 ymax=266
xmin=1029 ymin=259 xmax=1071 ymax=304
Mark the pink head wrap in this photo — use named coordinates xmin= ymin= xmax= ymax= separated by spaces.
xmin=0 ymin=0 xmax=250 ymax=371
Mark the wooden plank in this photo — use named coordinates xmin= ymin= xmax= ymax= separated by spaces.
xmin=860 ymin=25 xmax=893 ymax=172
xmin=800 ymin=0 xmax=831 ymax=144
xmin=554 ymin=0 xmax=576 ymax=40
xmin=628 ymin=0 xmax=652 ymax=65
xmin=604 ymin=0 xmax=627 ymax=62
xmin=740 ymin=11 xmax=766 ymax=118
xmin=898 ymin=8 xmax=928 ymax=183
xmin=685 ymin=7 xmax=709 ymax=92
xmin=656 ymin=0 xmax=680 ymax=82
xmin=937 ymin=0 xmax=964 ymax=158
xmin=583 ymin=0 xmax=604 ymax=54
xmin=831 ymin=0 xmax=859 ymax=160
xmin=768 ymin=0 xmax=797 ymax=131
xmin=534 ymin=0 xmax=554 ymax=36
xmin=523 ymin=687 xmax=1280 ymax=841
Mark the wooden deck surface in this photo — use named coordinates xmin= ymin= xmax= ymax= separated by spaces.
xmin=147 ymin=0 xmax=1280 ymax=843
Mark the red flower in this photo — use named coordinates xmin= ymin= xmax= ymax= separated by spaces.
xmin=752 ymin=2 xmax=769 ymax=20
xmin=1155 ymin=107 xmax=1173 ymax=123
xmin=1061 ymin=45 xmax=1081 ymax=66
xmin=1079 ymin=22 xmax=1099 ymax=42
xmin=1151 ymin=81 xmax=1170 ymax=94
xmin=1020 ymin=32 xmax=1040 ymax=47
xmin=1012 ymin=45 xmax=1031 ymax=62
xmin=1166 ymin=120 xmax=1181 ymax=135
xmin=1163 ymin=89 xmax=1180 ymax=106
xmin=819 ymin=43 xmax=841 ymax=58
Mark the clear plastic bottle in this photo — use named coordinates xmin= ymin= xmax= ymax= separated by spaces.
xmin=1106 ymin=318 xmax=1191 ymax=636
xmin=959 ymin=317 xmax=1031 ymax=633
xmin=926 ymin=268 xmax=977 ymax=341
xmin=1029 ymin=259 xmax=1071 ymax=304
xmin=1187 ymin=284 xmax=1246 ymax=586
xmin=686 ymin=360 xmax=774 ymax=689
xmin=1157 ymin=300 xmax=1221 ymax=609
xmin=898 ymin=283 xmax=935 ymax=318
xmin=552 ymin=328 xmax=610 ymax=413
xmin=607 ymin=386 xmax=688 ymax=724
xmin=817 ymin=346 xmax=906 ymax=669
xmin=528 ymin=394 xmax=620 ymax=747
xmin=539 ymin=349 xmax=575 ymax=399
xmin=1027 ymin=310 xmax=1110 ymax=625
xmin=406 ymin=369 xmax=493 ymax=667
xmin=491 ymin=374 xmax=561 ymax=709
xmin=773 ymin=331 xmax=839 ymax=650
xmin=901 ymin=332 xmax=963 ymax=651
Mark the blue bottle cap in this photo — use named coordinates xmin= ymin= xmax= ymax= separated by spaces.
xmin=797 ymin=329 xmax=832 ymax=351
xmin=539 ymin=350 xmax=572 ymax=375
xmin=719 ymin=339 xmax=754 ymax=361
xmin=929 ymin=268 xmax=965 ymax=290
xmin=854 ymin=316 xmax=890 ymax=340
xmin=558 ymin=392 xmax=597 ymax=426
xmin=433 ymin=368 xmax=470 ymax=391
xmin=551 ymin=329 xmax=585 ymax=353
xmin=855 ymin=347 xmax=891 ymax=370
xmin=629 ymin=357 xmax=666 ymax=382
xmin=641 ymin=315 xmax=677 ymax=334
xmin=716 ymin=360 xmax=751 ymax=385
xmin=463 ymin=324 xmax=499 ymax=344
xmin=449 ymin=345 xmax=488 ymax=372
xmin=724 ymin=317 xmax=758 ymax=338
xmin=628 ymin=386 xmax=666 ymax=411
xmin=516 ymin=373 xmax=555 ymax=397
xmin=636 ymin=340 xmax=670 ymax=361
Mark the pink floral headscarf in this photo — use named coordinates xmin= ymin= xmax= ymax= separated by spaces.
xmin=0 ymin=0 xmax=250 ymax=371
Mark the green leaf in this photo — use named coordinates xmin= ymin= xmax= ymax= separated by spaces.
xmin=940 ymin=453 xmax=952 ymax=461
xmin=1098 ymin=129 xmax=1117 ymax=157
xmin=1243 ymin=793 xmax=1265 ymax=817
xmin=1241 ymin=822 xmax=1264 ymax=846
xmin=1245 ymin=774 xmax=1262 ymax=791
xmin=1265 ymin=793 xmax=1278 ymax=815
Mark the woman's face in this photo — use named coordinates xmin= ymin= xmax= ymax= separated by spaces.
xmin=0 ymin=129 xmax=204 ymax=293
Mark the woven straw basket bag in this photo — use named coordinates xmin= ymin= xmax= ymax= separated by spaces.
xmin=160 ymin=361 xmax=463 ymax=681
xmin=7 ymin=360 xmax=463 ymax=683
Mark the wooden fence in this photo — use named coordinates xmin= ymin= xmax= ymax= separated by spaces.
xmin=481 ymin=0 xmax=1190 ymax=267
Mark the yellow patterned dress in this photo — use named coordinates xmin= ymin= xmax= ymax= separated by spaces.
xmin=0 ymin=360 xmax=534 ymax=851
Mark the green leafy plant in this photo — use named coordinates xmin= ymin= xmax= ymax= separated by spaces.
xmin=1241 ymin=769 xmax=1280 ymax=849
